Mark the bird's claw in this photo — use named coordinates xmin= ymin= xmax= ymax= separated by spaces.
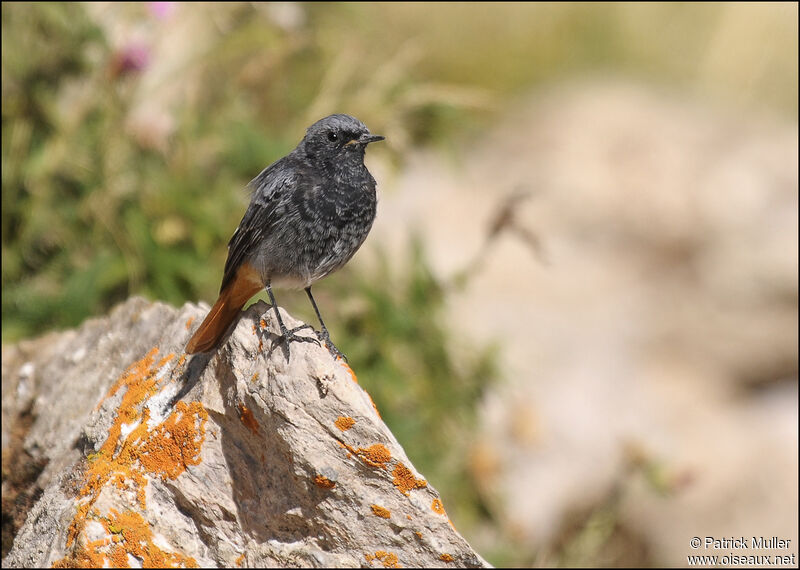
xmin=315 ymin=329 xmax=348 ymax=363
xmin=282 ymin=324 xmax=321 ymax=345
xmin=277 ymin=323 xmax=320 ymax=358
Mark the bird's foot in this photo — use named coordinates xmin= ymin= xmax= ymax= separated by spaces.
xmin=281 ymin=323 xmax=321 ymax=346
xmin=315 ymin=329 xmax=348 ymax=363
xmin=276 ymin=323 xmax=320 ymax=358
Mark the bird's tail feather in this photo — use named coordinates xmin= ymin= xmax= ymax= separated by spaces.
xmin=185 ymin=265 xmax=263 ymax=354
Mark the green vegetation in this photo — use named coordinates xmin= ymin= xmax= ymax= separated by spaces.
xmin=3 ymin=2 xmax=796 ymax=340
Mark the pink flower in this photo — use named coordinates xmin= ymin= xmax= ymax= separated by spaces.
xmin=148 ymin=2 xmax=175 ymax=20
xmin=110 ymin=43 xmax=150 ymax=77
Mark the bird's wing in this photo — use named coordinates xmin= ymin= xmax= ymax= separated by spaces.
xmin=219 ymin=158 xmax=296 ymax=293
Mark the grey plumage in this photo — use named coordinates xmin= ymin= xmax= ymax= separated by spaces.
xmin=186 ymin=114 xmax=383 ymax=359
xmin=222 ymin=114 xmax=381 ymax=291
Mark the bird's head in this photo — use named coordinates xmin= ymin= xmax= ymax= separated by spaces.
xmin=301 ymin=114 xmax=384 ymax=166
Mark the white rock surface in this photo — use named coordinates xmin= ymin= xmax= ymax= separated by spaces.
xmin=2 ymin=297 xmax=488 ymax=568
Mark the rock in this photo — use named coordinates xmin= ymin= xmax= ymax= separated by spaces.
xmin=2 ymin=296 xmax=489 ymax=568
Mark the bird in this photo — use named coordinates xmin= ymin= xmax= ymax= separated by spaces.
xmin=185 ymin=114 xmax=384 ymax=360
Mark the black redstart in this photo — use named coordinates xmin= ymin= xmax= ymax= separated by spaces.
xmin=186 ymin=114 xmax=384 ymax=360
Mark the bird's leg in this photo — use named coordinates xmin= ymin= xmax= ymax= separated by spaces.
xmin=305 ymin=287 xmax=347 ymax=362
xmin=265 ymin=281 xmax=319 ymax=357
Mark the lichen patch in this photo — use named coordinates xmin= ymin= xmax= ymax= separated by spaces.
xmin=365 ymin=550 xmax=401 ymax=568
xmin=334 ymin=416 xmax=356 ymax=431
xmin=55 ymin=348 xmax=206 ymax=568
xmin=314 ymin=474 xmax=336 ymax=489
xmin=391 ymin=463 xmax=427 ymax=496
xmin=431 ymin=498 xmax=446 ymax=516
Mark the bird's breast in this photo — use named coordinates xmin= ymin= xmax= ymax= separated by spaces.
xmin=297 ymin=176 xmax=376 ymax=228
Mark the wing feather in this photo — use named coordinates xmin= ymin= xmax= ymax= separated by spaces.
xmin=219 ymin=157 xmax=296 ymax=292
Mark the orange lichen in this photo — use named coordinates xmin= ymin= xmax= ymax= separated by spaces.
xmin=109 ymin=544 xmax=128 ymax=567
xmin=334 ymin=416 xmax=356 ymax=431
xmin=238 ymin=404 xmax=261 ymax=436
xmin=157 ymin=352 xmax=175 ymax=369
xmin=338 ymin=441 xmax=392 ymax=469
xmin=54 ymin=348 xmax=205 ymax=568
xmin=337 ymin=440 xmax=353 ymax=459
xmin=250 ymin=373 xmax=259 ymax=383
xmin=414 ymin=531 xmax=422 ymax=539
xmin=59 ymin=499 xmax=202 ymax=569
xmin=103 ymin=509 xmax=198 ymax=568
xmin=95 ymin=347 xmax=160 ymax=411
xmin=439 ymin=553 xmax=454 ymax=563
xmin=431 ymin=498 xmax=446 ymax=516
xmin=358 ymin=443 xmax=392 ymax=468
xmin=52 ymin=540 xmax=104 ymax=568
xmin=314 ymin=475 xmax=336 ymax=489
xmin=365 ymin=551 xmax=401 ymax=568
xmin=255 ymin=321 xmax=268 ymax=351
xmin=185 ymin=317 xmax=195 ymax=330
xmin=366 ymin=392 xmax=381 ymax=418
xmin=137 ymin=401 xmax=208 ymax=480
xmin=338 ymin=359 xmax=358 ymax=383
xmin=391 ymin=462 xmax=427 ymax=496
xmin=235 ymin=553 xmax=245 ymax=567
xmin=370 ymin=504 xmax=391 ymax=519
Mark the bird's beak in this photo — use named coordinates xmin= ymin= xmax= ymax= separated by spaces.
xmin=346 ymin=133 xmax=385 ymax=146
xmin=361 ymin=133 xmax=385 ymax=144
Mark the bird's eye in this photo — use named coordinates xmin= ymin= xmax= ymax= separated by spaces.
xmin=327 ymin=131 xmax=338 ymax=142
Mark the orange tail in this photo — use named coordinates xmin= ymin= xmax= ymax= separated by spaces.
xmin=185 ymin=264 xmax=263 ymax=353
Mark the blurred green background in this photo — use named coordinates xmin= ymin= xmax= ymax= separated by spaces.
xmin=2 ymin=2 xmax=797 ymax=567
